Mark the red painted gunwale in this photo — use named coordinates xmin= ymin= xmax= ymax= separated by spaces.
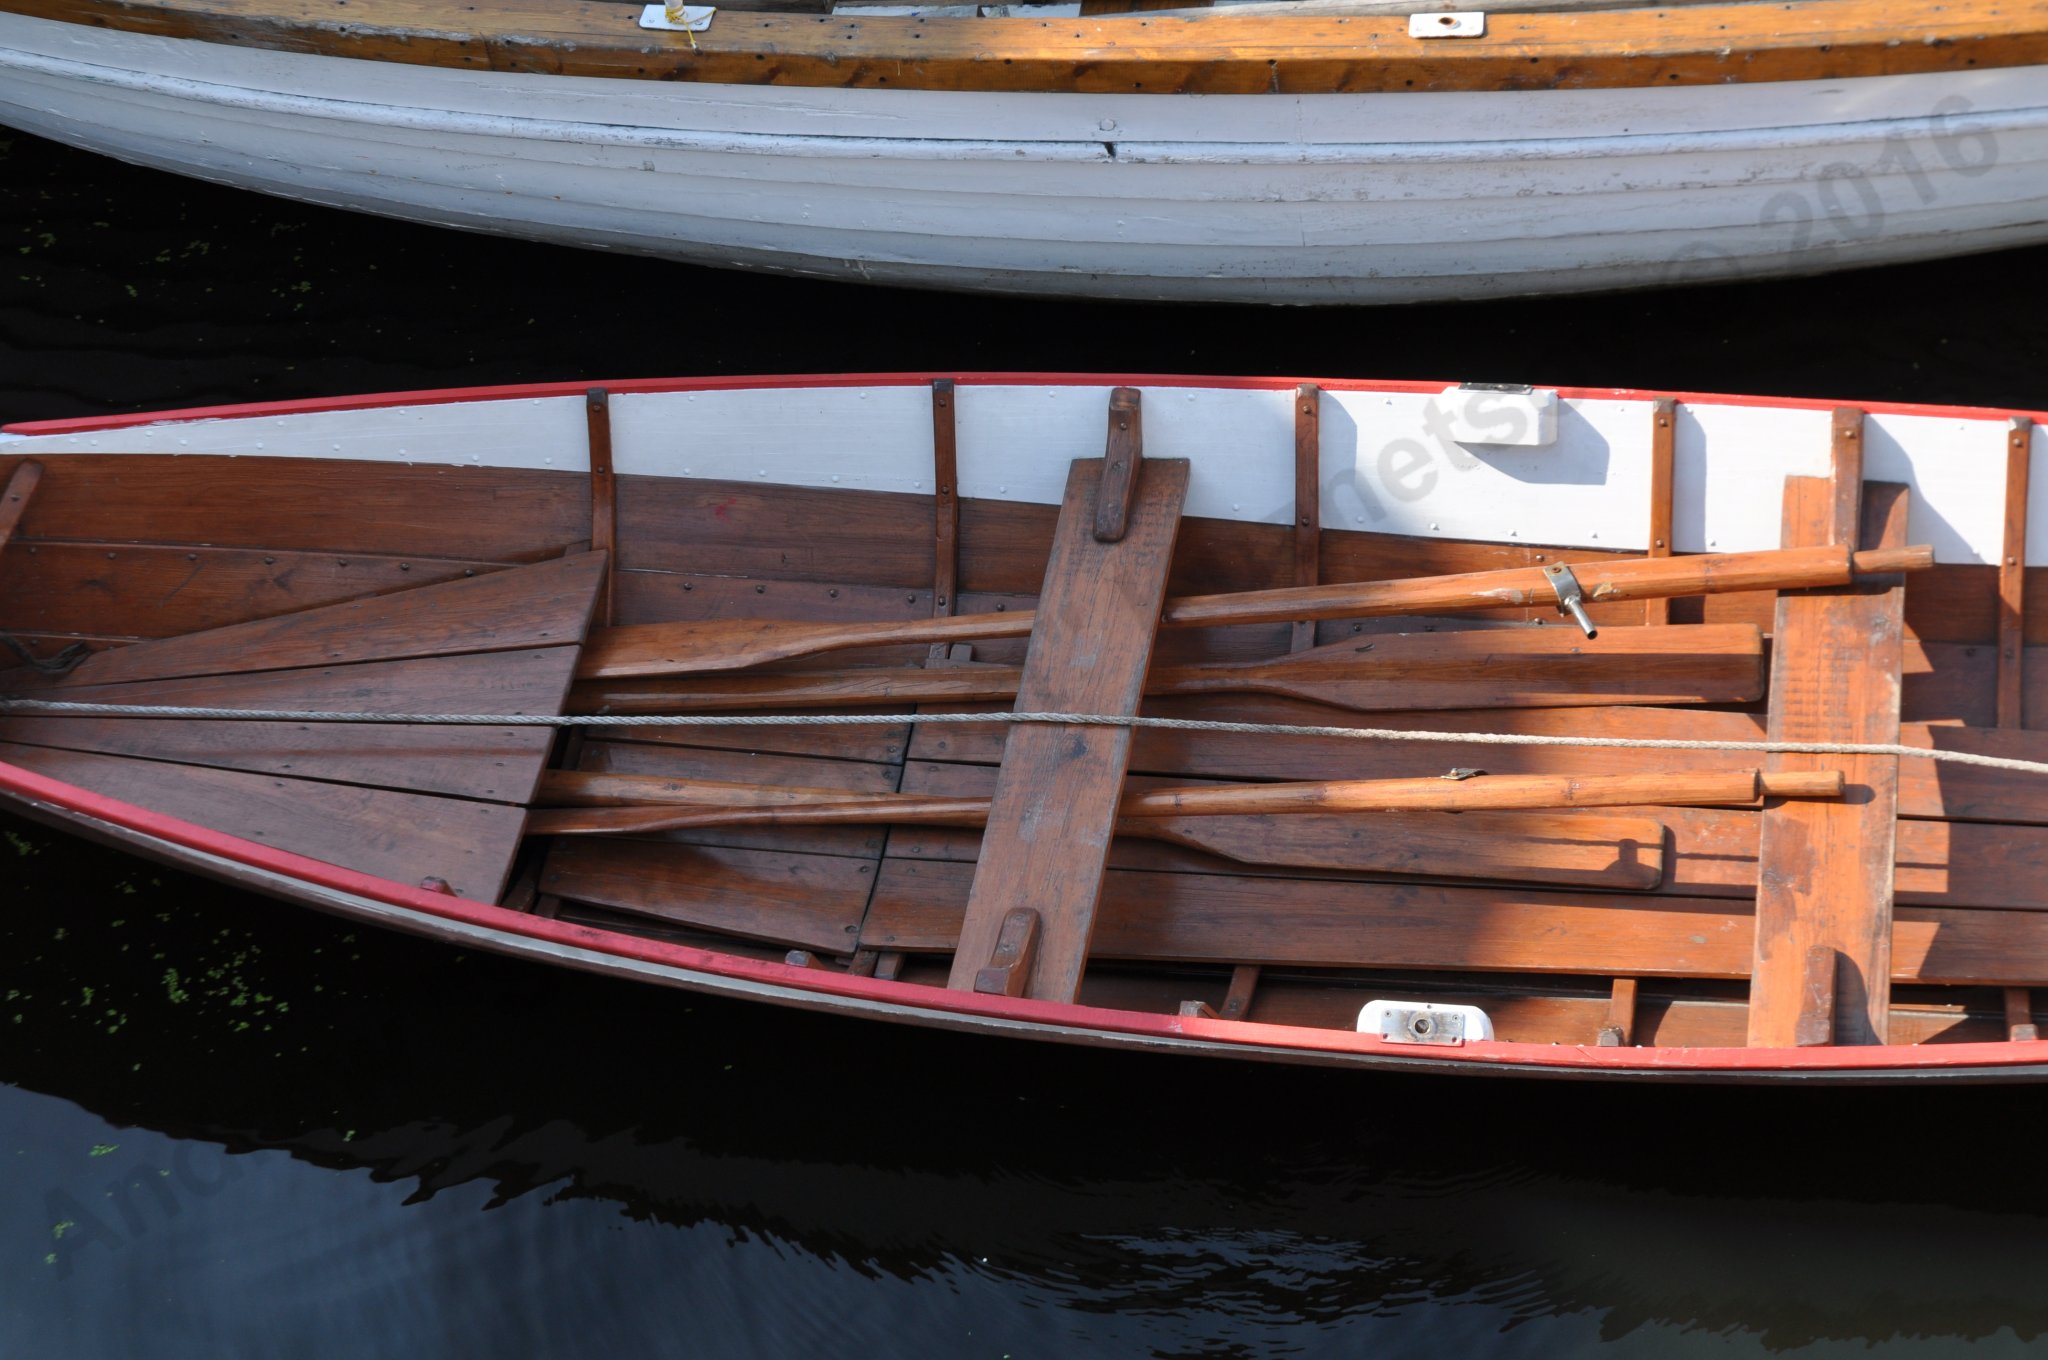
xmin=7 ymin=373 xmax=2046 ymax=1079
xmin=7 ymin=372 xmax=2048 ymax=438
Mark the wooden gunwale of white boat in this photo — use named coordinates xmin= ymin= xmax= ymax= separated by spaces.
xmin=4 ymin=0 xmax=2048 ymax=301
xmin=4 ymin=372 xmax=2048 ymax=1082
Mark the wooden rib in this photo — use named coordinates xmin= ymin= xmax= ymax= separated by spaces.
xmin=587 ymin=388 xmax=617 ymax=627
xmin=1748 ymin=475 xmax=1907 ymax=1047
xmin=578 ymin=543 xmax=1927 ymax=678
xmin=0 ymin=740 xmax=526 ymax=901
xmin=1291 ymin=384 xmax=1321 ymax=652
xmin=7 ymin=553 xmax=606 ymax=690
xmin=947 ymin=454 xmax=1188 ymax=1000
xmin=1643 ymin=400 xmax=1674 ymax=626
xmin=2001 ymin=417 xmax=2033 ymax=729
xmin=27 ymin=0 xmax=2048 ymax=97
xmin=2006 ymin=987 xmax=2040 ymax=1042
xmin=1827 ymin=408 xmax=1867 ymax=548
xmin=0 ymin=460 xmax=42 ymax=552
xmin=572 ymin=621 xmax=1766 ymax=715
xmin=864 ymin=858 xmax=2048 ymax=986
xmin=2001 ymin=418 xmax=2037 ymax=1043
xmin=1598 ymin=977 xmax=1639 ymax=1046
xmin=930 ymin=379 xmax=960 ymax=623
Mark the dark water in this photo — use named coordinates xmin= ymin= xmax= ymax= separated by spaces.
xmin=8 ymin=127 xmax=2048 ymax=1357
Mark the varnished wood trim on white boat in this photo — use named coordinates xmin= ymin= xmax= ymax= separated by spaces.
xmin=4 ymin=0 xmax=2046 ymax=93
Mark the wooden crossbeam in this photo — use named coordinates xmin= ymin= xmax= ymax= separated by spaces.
xmin=1748 ymin=424 xmax=1907 ymax=1047
xmin=946 ymin=407 xmax=1189 ymax=1000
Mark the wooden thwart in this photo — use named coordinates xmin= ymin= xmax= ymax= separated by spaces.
xmin=1747 ymin=474 xmax=1908 ymax=1047
xmin=947 ymin=447 xmax=1189 ymax=1000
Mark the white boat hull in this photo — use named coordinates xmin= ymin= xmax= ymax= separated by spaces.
xmin=5 ymin=12 xmax=2048 ymax=301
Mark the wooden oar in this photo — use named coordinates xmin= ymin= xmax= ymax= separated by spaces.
xmin=576 ymin=542 xmax=1931 ymax=678
xmin=571 ymin=622 xmax=1764 ymax=715
xmin=529 ymin=771 xmax=1672 ymax=888
xmin=530 ymin=766 xmax=1839 ymax=831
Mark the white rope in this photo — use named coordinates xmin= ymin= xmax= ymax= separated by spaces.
xmin=5 ymin=698 xmax=2047 ymax=777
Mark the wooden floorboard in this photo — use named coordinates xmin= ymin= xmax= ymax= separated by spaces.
xmin=540 ymin=838 xmax=878 ymax=954
xmin=0 ymin=740 xmax=528 ymax=901
xmin=0 ymin=715 xmax=554 ymax=802
xmin=863 ymin=857 xmax=2048 ymax=987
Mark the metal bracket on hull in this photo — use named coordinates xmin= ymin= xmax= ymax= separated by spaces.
xmin=1408 ymin=11 xmax=1485 ymax=38
xmin=638 ymin=4 xmax=716 ymax=31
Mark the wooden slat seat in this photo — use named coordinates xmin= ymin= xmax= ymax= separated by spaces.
xmin=0 ymin=554 xmax=607 ymax=901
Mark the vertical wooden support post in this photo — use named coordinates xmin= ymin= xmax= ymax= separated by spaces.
xmin=930 ymin=379 xmax=960 ymax=625
xmin=1748 ymin=407 xmax=1905 ymax=1047
xmin=1999 ymin=416 xmax=2034 ymax=1036
xmin=1642 ymin=399 xmax=1675 ymax=626
xmin=1290 ymin=384 xmax=1322 ymax=653
xmin=586 ymin=388 xmax=617 ymax=628
xmin=946 ymin=392 xmax=1189 ymax=1001
xmin=1998 ymin=417 xmax=2031 ymax=730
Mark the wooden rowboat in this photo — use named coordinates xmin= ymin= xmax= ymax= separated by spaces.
xmin=3 ymin=372 xmax=2048 ymax=1081
xmin=1 ymin=0 xmax=2046 ymax=301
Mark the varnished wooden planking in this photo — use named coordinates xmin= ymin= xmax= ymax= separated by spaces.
xmin=948 ymin=455 xmax=1189 ymax=999
xmin=0 ymin=740 xmax=527 ymax=900
xmin=14 ymin=0 xmax=2047 ymax=94
xmin=7 ymin=553 xmax=604 ymax=689
xmin=0 ymin=455 xmax=584 ymax=561
xmin=866 ymin=857 xmax=2048 ymax=987
xmin=1749 ymin=478 xmax=1907 ymax=1047
xmin=0 ymin=543 xmax=505 ymax=643
xmin=539 ymin=838 xmax=878 ymax=954
xmin=16 ymin=647 xmax=584 ymax=718
xmin=0 ymin=715 xmax=552 ymax=802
